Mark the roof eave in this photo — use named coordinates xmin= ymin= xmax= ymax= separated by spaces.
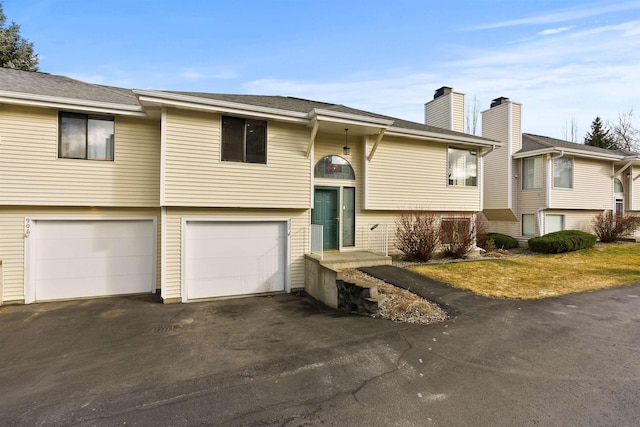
xmin=0 ymin=90 xmax=146 ymax=116
xmin=514 ymin=147 xmax=628 ymax=161
xmin=310 ymin=108 xmax=394 ymax=128
xmin=386 ymin=126 xmax=501 ymax=148
xmin=134 ymin=90 xmax=309 ymax=123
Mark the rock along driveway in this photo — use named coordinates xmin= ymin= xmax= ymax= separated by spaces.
xmin=1 ymin=266 xmax=640 ymax=426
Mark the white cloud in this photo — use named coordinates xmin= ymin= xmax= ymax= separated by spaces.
xmin=538 ymin=26 xmax=575 ymax=36
xmin=244 ymin=18 xmax=640 ymax=140
xmin=467 ymin=1 xmax=640 ymax=30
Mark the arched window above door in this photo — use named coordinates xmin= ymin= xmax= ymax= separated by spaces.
xmin=314 ymin=155 xmax=355 ymax=180
xmin=614 ymin=178 xmax=624 ymax=193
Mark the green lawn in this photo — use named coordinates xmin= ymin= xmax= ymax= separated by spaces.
xmin=408 ymin=243 xmax=640 ymax=299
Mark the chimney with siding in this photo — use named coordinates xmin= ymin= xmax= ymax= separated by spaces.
xmin=424 ymin=86 xmax=466 ymax=133
xmin=481 ymin=96 xmax=522 ymax=221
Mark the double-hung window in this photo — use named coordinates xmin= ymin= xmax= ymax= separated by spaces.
xmin=522 ymin=156 xmax=542 ymax=189
xmin=221 ymin=116 xmax=267 ymax=164
xmin=448 ymin=147 xmax=477 ymax=186
xmin=59 ymin=112 xmax=115 ymax=160
xmin=553 ymin=157 xmax=573 ymax=189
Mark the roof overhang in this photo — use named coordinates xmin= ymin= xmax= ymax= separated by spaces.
xmin=386 ymin=126 xmax=501 ymax=149
xmin=133 ymin=90 xmax=309 ymax=123
xmin=309 ymin=108 xmax=394 ymax=135
xmin=133 ymin=90 xmax=499 ymax=148
xmin=513 ymin=147 xmax=639 ymax=162
xmin=0 ymin=90 xmax=146 ymax=116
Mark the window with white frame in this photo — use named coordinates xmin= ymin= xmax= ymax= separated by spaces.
xmin=614 ymin=178 xmax=624 ymax=193
xmin=522 ymin=156 xmax=542 ymax=189
xmin=221 ymin=116 xmax=267 ymax=164
xmin=545 ymin=214 xmax=565 ymax=234
xmin=59 ymin=112 xmax=115 ymax=160
xmin=522 ymin=214 xmax=536 ymax=236
xmin=448 ymin=147 xmax=477 ymax=186
xmin=553 ymin=157 xmax=573 ymax=188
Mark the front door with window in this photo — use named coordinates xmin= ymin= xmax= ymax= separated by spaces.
xmin=312 ymin=188 xmax=339 ymax=250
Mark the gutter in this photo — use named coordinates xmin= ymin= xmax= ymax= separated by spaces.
xmin=0 ymin=90 xmax=146 ymax=116
xmin=481 ymin=144 xmax=497 ymax=157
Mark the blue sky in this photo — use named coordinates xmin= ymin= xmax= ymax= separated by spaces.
xmin=4 ymin=0 xmax=640 ymax=139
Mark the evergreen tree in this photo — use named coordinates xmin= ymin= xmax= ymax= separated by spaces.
xmin=584 ymin=116 xmax=618 ymax=149
xmin=0 ymin=2 xmax=39 ymax=71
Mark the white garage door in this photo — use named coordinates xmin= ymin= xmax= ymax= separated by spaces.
xmin=31 ymin=219 xmax=155 ymax=302
xmin=185 ymin=221 xmax=287 ymax=300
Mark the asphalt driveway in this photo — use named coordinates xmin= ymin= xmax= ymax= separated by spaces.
xmin=1 ymin=267 xmax=640 ymax=426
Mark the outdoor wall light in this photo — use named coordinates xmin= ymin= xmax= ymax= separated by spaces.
xmin=343 ymin=128 xmax=350 ymax=155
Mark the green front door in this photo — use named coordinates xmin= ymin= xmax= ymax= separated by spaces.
xmin=312 ymin=187 xmax=339 ymax=250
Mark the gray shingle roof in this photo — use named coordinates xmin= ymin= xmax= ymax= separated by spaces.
xmin=0 ymin=67 xmax=139 ymax=106
xmin=520 ymin=133 xmax=637 ymax=157
xmin=162 ymin=91 xmax=495 ymax=142
xmin=0 ymin=67 xmax=494 ymax=143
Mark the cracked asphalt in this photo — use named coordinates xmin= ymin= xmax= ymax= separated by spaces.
xmin=1 ymin=266 xmax=640 ymax=426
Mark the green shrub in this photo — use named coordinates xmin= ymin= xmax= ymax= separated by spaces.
xmin=484 ymin=233 xmax=518 ymax=250
xmin=528 ymin=230 xmax=596 ymax=254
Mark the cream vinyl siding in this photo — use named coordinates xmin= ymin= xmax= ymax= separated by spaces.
xmin=355 ymin=210 xmax=476 ymax=254
xmin=548 ymin=158 xmax=612 ymax=209
xmin=510 ymin=106 xmax=522 ymax=152
xmin=0 ymin=207 xmax=160 ymax=304
xmin=424 ymin=95 xmax=452 ymax=130
xmin=314 ymin=134 xmax=473 ymax=252
xmin=486 ymin=220 xmax=521 ymax=237
xmin=451 ymin=92 xmax=465 ymax=133
xmin=365 ymin=135 xmax=480 ymax=211
xmin=520 ymin=157 xmax=546 ymax=214
xmin=163 ymin=109 xmax=310 ymax=208
xmin=162 ymin=208 xmax=309 ymax=302
xmin=0 ymin=105 xmax=160 ymax=207
xmin=544 ymin=210 xmax=600 ymax=234
xmin=481 ymin=106 xmax=511 ymax=210
xmin=631 ymin=166 xmax=640 ymax=211
xmin=424 ymin=92 xmax=465 ymax=133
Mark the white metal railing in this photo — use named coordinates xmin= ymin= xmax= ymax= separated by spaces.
xmin=367 ymin=224 xmax=389 ymax=256
xmin=309 ymin=224 xmax=323 ymax=259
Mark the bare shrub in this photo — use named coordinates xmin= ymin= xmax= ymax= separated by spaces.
xmin=475 ymin=214 xmax=489 ymax=249
xmin=592 ymin=211 xmax=640 ymax=242
xmin=395 ymin=211 xmax=440 ymax=261
xmin=440 ymin=216 xmax=476 ymax=259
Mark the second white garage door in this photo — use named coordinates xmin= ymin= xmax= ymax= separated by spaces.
xmin=184 ymin=220 xmax=288 ymax=301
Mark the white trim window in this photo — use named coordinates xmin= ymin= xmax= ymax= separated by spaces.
xmin=545 ymin=214 xmax=565 ymax=234
xmin=553 ymin=157 xmax=573 ymax=189
xmin=522 ymin=156 xmax=543 ymax=189
xmin=448 ymin=147 xmax=477 ymax=187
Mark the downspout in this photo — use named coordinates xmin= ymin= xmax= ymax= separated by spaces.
xmin=480 ymin=145 xmax=496 ymax=157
